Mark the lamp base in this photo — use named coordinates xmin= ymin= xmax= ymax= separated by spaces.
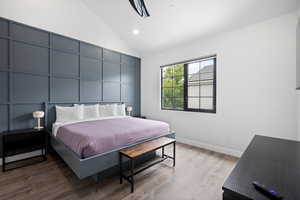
xmin=34 ymin=126 xmax=44 ymax=130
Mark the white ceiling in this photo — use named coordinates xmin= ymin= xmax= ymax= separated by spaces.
xmin=82 ymin=0 xmax=300 ymax=54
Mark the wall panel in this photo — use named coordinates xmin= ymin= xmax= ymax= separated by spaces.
xmin=53 ymin=34 xmax=79 ymax=53
xmin=12 ymin=23 xmax=49 ymax=47
xmin=51 ymin=78 xmax=79 ymax=102
xmin=13 ymin=42 xmax=49 ymax=74
xmin=0 ymin=19 xmax=9 ymax=37
xmin=103 ymin=49 xmax=120 ymax=63
xmin=0 ymin=38 xmax=9 ymax=69
xmin=103 ymin=82 xmax=120 ymax=101
xmin=80 ymin=57 xmax=101 ymax=80
xmin=103 ymin=62 xmax=121 ymax=82
xmin=80 ymin=80 xmax=102 ymax=102
xmin=53 ymin=51 xmax=79 ymax=77
xmin=13 ymin=74 xmax=48 ymax=102
xmin=81 ymin=43 xmax=102 ymax=59
xmin=121 ymin=62 xmax=135 ymax=83
xmin=0 ymin=105 xmax=8 ymax=132
xmin=0 ymin=72 xmax=8 ymax=103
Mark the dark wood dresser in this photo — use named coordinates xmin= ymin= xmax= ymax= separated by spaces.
xmin=223 ymin=135 xmax=300 ymax=200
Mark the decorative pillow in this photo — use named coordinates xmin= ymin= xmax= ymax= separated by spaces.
xmin=99 ymin=104 xmax=117 ymax=117
xmin=82 ymin=104 xmax=100 ymax=119
xmin=55 ymin=105 xmax=82 ymax=122
xmin=116 ymin=104 xmax=126 ymax=116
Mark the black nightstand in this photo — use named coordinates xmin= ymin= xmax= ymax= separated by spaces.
xmin=133 ymin=116 xmax=146 ymax=119
xmin=1 ymin=128 xmax=48 ymax=172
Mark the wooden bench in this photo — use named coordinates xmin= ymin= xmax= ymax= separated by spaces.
xmin=119 ymin=137 xmax=176 ymax=193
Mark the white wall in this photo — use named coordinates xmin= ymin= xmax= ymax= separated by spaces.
xmin=0 ymin=0 xmax=138 ymax=57
xmin=141 ymin=12 xmax=298 ymax=156
xmin=297 ymin=9 xmax=300 ymax=141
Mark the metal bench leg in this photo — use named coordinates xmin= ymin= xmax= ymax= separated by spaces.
xmin=119 ymin=153 xmax=123 ymax=184
xmin=162 ymin=146 xmax=164 ymax=158
xmin=131 ymin=158 xmax=135 ymax=193
xmin=173 ymin=142 xmax=176 ymax=167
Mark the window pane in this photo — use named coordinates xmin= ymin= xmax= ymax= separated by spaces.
xmin=163 ymin=88 xmax=173 ymax=98
xmin=188 ymin=98 xmax=199 ymax=109
xmin=173 ymin=98 xmax=184 ymax=109
xmin=200 ymin=84 xmax=213 ymax=97
xmin=199 ymin=59 xmax=214 ymax=73
xmin=200 ymin=98 xmax=213 ymax=109
xmin=163 ymin=98 xmax=173 ymax=108
xmin=174 ymin=64 xmax=184 ymax=76
xmin=188 ymin=62 xmax=199 ymax=74
xmin=162 ymin=66 xmax=173 ymax=78
xmin=199 ymin=72 xmax=213 ymax=80
xmin=173 ymin=76 xmax=184 ymax=87
xmin=162 ymin=78 xmax=172 ymax=88
xmin=188 ymin=86 xmax=199 ymax=97
xmin=188 ymin=62 xmax=200 ymax=81
xmin=174 ymin=87 xmax=184 ymax=97
xmin=199 ymin=80 xmax=213 ymax=85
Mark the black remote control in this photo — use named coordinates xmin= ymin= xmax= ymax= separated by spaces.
xmin=252 ymin=181 xmax=283 ymax=200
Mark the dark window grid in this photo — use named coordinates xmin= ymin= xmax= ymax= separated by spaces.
xmin=162 ymin=75 xmax=184 ymax=79
xmin=162 ymin=97 xmax=184 ymax=109
xmin=187 ymin=96 xmax=214 ymax=98
xmin=161 ymin=57 xmax=216 ymax=113
xmin=162 ymin=87 xmax=184 ymax=101
xmin=188 ymin=72 xmax=214 ymax=77
xmin=162 ymin=86 xmax=184 ymax=89
xmin=188 ymin=79 xmax=214 ymax=83
xmin=187 ymin=84 xmax=214 ymax=98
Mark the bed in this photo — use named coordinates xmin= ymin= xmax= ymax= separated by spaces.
xmin=45 ymin=102 xmax=175 ymax=180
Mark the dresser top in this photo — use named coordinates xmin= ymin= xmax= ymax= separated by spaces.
xmin=223 ymin=135 xmax=300 ymax=200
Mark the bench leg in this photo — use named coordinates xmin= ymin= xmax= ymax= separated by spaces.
xmin=131 ymin=158 xmax=135 ymax=193
xmin=173 ymin=142 xmax=176 ymax=167
xmin=119 ymin=153 xmax=123 ymax=184
xmin=162 ymin=146 xmax=164 ymax=158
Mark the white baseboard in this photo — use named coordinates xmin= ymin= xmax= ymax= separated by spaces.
xmin=176 ymin=137 xmax=243 ymax=158
xmin=0 ymin=139 xmax=242 ymax=166
xmin=0 ymin=150 xmax=43 ymax=166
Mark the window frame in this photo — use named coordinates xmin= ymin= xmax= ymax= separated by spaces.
xmin=160 ymin=55 xmax=217 ymax=113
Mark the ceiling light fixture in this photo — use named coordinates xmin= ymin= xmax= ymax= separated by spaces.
xmin=129 ymin=0 xmax=150 ymax=18
xmin=132 ymin=29 xmax=140 ymax=35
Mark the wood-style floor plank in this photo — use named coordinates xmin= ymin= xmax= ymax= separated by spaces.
xmin=0 ymin=143 xmax=238 ymax=200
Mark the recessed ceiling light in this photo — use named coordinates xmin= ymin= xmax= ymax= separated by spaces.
xmin=132 ymin=29 xmax=140 ymax=35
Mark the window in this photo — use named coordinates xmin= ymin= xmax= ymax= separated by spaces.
xmin=161 ymin=56 xmax=216 ymax=113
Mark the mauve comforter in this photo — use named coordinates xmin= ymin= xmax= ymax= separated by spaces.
xmin=56 ymin=117 xmax=170 ymax=158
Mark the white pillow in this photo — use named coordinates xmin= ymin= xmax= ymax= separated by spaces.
xmin=55 ymin=105 xmax=82 ymax=122
xmin=99 ymin=104 xmax=117 ymax=117
xmin=82 ymin=104 xmax=100 ymax=119
xmin=116 ymin=104 xmax=126 ymax=116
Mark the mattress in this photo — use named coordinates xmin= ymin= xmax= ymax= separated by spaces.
xmin=53 ymin=116 xmax=170 ymax=158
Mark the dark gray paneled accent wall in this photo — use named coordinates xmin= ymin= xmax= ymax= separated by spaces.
xmin=0 ymin=17 xmax=141 ymax=155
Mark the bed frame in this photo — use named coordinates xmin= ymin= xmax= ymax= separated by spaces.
xmin=44 ymin=102 xmax=175 ymax=180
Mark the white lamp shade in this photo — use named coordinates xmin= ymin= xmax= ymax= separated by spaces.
xmin=33 ymin=111 xmax=44 ymax=118
xmin=126 ymin=106 xmax=133 ymax=112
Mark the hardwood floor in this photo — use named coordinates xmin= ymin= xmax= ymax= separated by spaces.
xmin=0 ymin=143 xmax=238 ymax=200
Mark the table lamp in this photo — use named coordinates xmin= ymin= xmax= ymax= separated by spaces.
xmin=33 ymin=111 xmax=44 ymax=130
xmin=126 ymin=106 xmax=133 ymax=116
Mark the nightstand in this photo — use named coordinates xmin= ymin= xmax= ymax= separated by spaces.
xmin=1 ymin=128 xmax=48 ymax=172
xmin=133 ymin=115 xmax=146 ymax=119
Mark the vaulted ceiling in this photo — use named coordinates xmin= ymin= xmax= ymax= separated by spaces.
xmin=82 ymin=0 xmax=300 ymax=54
